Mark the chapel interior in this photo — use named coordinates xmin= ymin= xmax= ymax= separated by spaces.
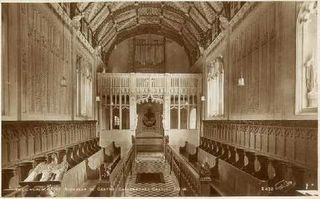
xmin=1 ymin=1 xmax=319 ymax=197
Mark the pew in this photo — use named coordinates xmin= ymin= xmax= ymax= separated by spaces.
xmin=67 ymin=142 xmax=134 ymax=197
xmin=199 ymin=137 xmax=312 ymax=196
xmin=107 ymin=146 xmax=135 ymax=197
xmin=103 ymin=141 xmax=121 ymax=177
xmin=167 ymin=144 xmax=212 ymax=196
xmin=2 ymin=138 xmax=101 ymax=197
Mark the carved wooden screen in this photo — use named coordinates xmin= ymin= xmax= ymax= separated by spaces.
xmin=132 ymin=37 xmax=165 ymax=72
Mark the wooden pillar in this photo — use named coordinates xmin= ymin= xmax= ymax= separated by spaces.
xmin=187 ymin=95 xmax=190 ymax=129
xmin=178 ymin=78 xmax=181 ymax=129
xmin=129 ymin=95 xmax=136 ymax=131
xmin=163 ymin=37 xmax=166 ymax=71
xmin=110 ymin=95 xmax=113 ymax=130
xmin=119 ymin=94 xmax=122 ymax=130
xmin=163 ymin=73 xmax=171 ymax=135
xmin=200 ymin=177 xmax=211 ymax=196
xmin=197 ymin=76 xmax=202 ymax=133
xmin=98 ymin=97 xmax=102 ymax=134
xmin=163 ymin=95 xmax=170 ymax=131
xmin=129 ymin=73 xmax=137 ymax=138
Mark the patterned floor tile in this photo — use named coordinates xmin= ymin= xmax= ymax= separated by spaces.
xmin=125 ymin=152 xmax=180 ymax=197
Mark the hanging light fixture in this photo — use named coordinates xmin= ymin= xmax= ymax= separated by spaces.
xmin=60 ymin=76 xmax=67 ymax=87
xmin=238 ymin=72 xmax=245 ymax=86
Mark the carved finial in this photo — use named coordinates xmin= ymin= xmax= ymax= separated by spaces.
xmin=219 ymin=15 xmax=229 ymax=30
xmin=95 ymin=45 xmax=102 ymax=56
xmin=71 ymin=13 xmax=84 ymax=31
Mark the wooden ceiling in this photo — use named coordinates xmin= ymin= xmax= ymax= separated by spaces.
xmin=76 ymin=1 xmax=231 ymax=64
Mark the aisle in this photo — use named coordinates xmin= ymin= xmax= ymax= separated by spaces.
xmin=125 ymin=152 xmax=180 ymax=197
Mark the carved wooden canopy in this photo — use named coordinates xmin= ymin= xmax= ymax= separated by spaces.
xmin=75 ymin=1 xmax=231 ymax=64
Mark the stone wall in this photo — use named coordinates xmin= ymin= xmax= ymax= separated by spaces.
xmin=107 ymin=34 xmax=190 ymax=73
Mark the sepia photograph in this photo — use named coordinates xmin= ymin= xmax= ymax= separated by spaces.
xmin=1 ymin=0 xmax=319 ymax=197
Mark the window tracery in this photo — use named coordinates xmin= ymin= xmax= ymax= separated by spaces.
xmin=76 ymin=55 xmax=93 ymax=118
xmin=207 ymin=56 xmax=224 ymax=118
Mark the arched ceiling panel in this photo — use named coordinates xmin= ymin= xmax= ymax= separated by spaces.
xmin=189 ymin=5 xmax=210 ymax=31
xmin=162 ymin=9 xmax=185 ymax=24
xmin=86 ymin=3 xmax=105 ymax=22
xmin=194 ymin=2 xmax=215 ymax=24
xmin=90 ymin=6 xmax=110 ymax=30
xmin=77 ymin=2 xmax=91 ymax=12
xmin=162 ymin=17 xmax=181 ymax=33
xmin=76 ymin=1 xmax=231 ymax=64
xmin=207 ymin=1 xmax=224 ymax=13
xmin=97 ymin=21 xmax=114 ymax=42
xmin=167 ymin=2 xmax=191 ymax=14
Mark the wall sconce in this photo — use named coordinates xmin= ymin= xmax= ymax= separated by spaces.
xmin=60 ymin=76 xmax=67 ymax=87
xmin=201 ymin=96 xmax=206 ymax=102
xmin=96 ymin=96 xmax=101 ymax=102
xmin=238 ymin=73 xmax=245 ymax=86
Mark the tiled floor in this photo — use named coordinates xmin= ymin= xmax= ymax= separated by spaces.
xmin=125 ymin=152 xmax=180 ymax=197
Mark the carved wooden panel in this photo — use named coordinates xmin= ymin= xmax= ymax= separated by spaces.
xmin=1 ymin=121 xmax=97 ymax=168
xmin=2 ymin=4 xmax=9 ymax=117
xmin=229 ymin=4 xmax=277 ymax=117
xmin=203 ymin=120 xmax=317 ymax=171
xmin=98 ymin=73 xmax=201 ymax=97
xmin=2 ymin=3 xmax=101 ymax=120
xmin=17 ymin=4 xmax=73 ymax=119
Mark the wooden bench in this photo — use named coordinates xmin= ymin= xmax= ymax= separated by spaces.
xmin=167 ymin=145 xmax=212 ymax=196
xmin=104 ymin=142 xmax=121 ymax=175
xmin=66 ymin=143 xmax=123 ymax=197
xmin=199 ymin=137 xmax=307 ymax=196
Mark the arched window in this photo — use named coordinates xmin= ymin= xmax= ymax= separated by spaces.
xmin=76 ymin=55 xmax=93 ymax=118
xmin=189 ymin=108 xmax=197 ymax=129
xmin=207 ymin=56 xmax=224 ymax=118
xmin=296 ymin=2 xmax=318 ymax=114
